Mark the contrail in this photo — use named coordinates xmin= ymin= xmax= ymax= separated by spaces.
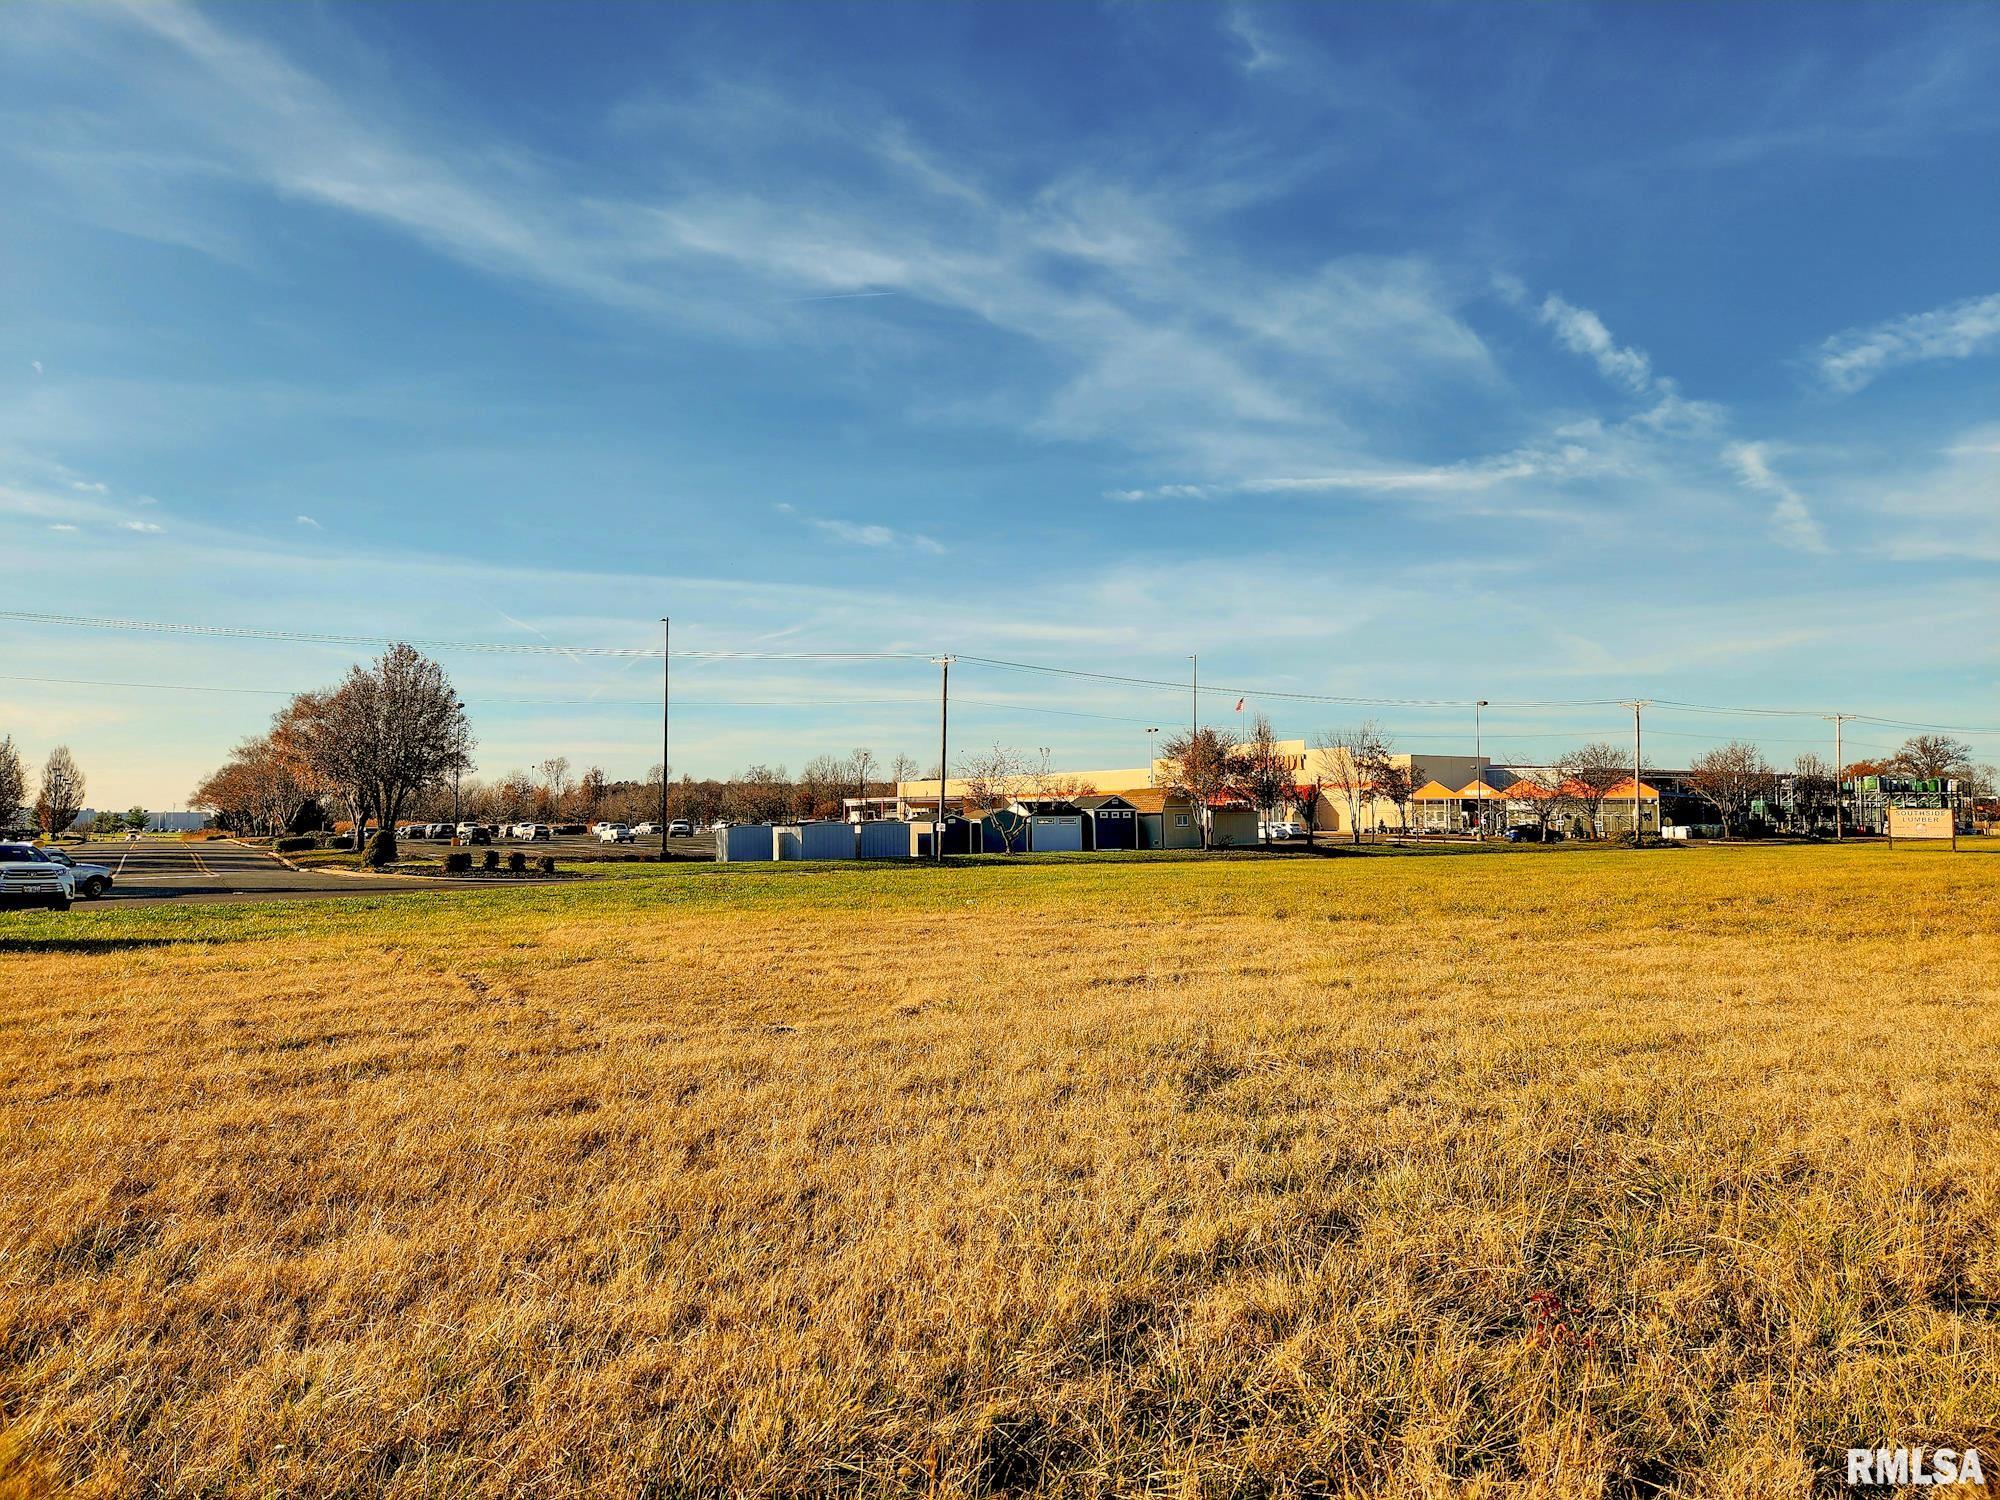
xmin=783 ymin=290 xmax=897 ymax=303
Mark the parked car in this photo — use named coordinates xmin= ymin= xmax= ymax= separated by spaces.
xmin=597 ymin=823 xmax=634 ymax=843
xmin=631 ymin=821 xmax=659 ymax=835
xmin=40 ymin=847 xmax=113 ymax=898
xmin=454 ymin=822 xmax=490 ymax=844
xmin=666 ymin=820 xmax=693 ymax=837
xmin=0 ymin=843 xmax=73 ymax=910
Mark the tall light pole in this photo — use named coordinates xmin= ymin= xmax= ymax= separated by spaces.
xmin=1146 ymin=728 xmax=1159 ymax=786
xmin=1824 ymin=713 xmax=1853 ymax=840
xmin=1622 ymin=699 xmax=1651 ymax=847
xmin=1190 ymin=655 xmax=1199 ymax=740
xmin=658 ymin=616 xmax=670 ymax=862
xmin=935 ymin=655 xmax=952 ymax=863
xmin=1473 ymin=699 xmax=1489 ymax=839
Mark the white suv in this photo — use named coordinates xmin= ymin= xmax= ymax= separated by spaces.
xmin=0 ymin=843 xmax=74 ymax=911
xmin=597 ymin=823 xmax=633 ymax=843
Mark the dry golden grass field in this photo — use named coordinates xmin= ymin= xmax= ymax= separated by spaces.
xmin=1 ymin=843 xmax=1997 ymax=1498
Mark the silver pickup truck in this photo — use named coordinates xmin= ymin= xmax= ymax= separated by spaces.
xmin=0 ymin=843 xmax=74 ymax=911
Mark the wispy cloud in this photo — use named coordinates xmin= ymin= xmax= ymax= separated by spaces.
xmin=30 ymin=361 xmax=43 ymax=377
xmin=1727 ymin=442 xmax=1829 ymax=554
xmin=1538 ymin=294 xmax=1655 ymax=394
xmin=1812 ymin=292 xmax=2000 ymax=393
xmin=808 ymin=517 xmax=945 ymax=555
xmin=69 ymin=479 xmax=109 ymax=494
xmin=120 ymin=519 xmax=165 ymax=534
xmin=295 ymin=514 xmax=321 ymax=529
xmin=13 ymin=3 xmax=1494 ymax=486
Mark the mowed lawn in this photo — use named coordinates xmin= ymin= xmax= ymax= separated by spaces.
xmin=2 ymin=845 xmax=1997 ymax=1498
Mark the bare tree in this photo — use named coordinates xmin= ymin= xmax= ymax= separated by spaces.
xmin=723 ymin=765 xmax=792 ymax=825
xmin=1316 ymin=723 xmax=1386 ymax=845
xmin=0 ymin=735 xmax=26 ymax=828
xmin=277 ymin=644 xmax=474 ymax=863
xmin=1158 ymin=727 xmax=1242 ymax=851
xmin=1686 ymin=741 xmax=1775 ymax=838
xmin=34 ymin=745 xmax=86 ymax=836
xmin=534 ymin=757 xmax=572 ymax=820
xmin=889 ymin=753 xmax=919 ymax=788
xmin=961 ymin=744 xmax=1030 ymax=850
xmin=1558 ymin=743 xmax=1629 ymax=839
xmin=1791 ymin=752 xmax=1836 ymax=833
xmin=1236 ymin=714 xmax=1292 ymax=843
xmin=846 ymin=747 xmax=879 ymax=812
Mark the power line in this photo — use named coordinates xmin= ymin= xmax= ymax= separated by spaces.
xmin=2 ymin=608 xmax=1991 ymax=735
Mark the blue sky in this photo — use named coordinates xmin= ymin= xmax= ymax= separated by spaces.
xmin=2 ymin=1 xmax=1995 ymax=805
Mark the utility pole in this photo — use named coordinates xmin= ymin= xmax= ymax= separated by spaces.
xmin=935 ymin=655 xmax=952 ymax=863
xmin=1824 ymin=713 xmax=1854 ymax=840
xmin=1146 ymin=728 xmax=1159 ymax=786
xmin=668 ymin=616 xmax=684 ymax=864
xmin=1190 ymin=654 xmax=1199 ymax=740
xmin=1473 ymin=699 xmax=1488 ymax=839
xmin=1622 ymin=699 xmax=1651 ymax=848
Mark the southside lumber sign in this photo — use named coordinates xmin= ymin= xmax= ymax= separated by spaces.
xmin=1888 ymin=806 xmax=1958 ymax=849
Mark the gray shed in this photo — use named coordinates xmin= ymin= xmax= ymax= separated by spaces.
xmin=799 ymin=820 xmax=856 ymax=860
xmin=857 ymin=820 xmax=912 ymax=858
xmin=1028 ymin=814 xmax=1084 ymax=852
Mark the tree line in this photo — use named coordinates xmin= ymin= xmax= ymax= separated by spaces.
xmin=0 ymin=739 xmax=88 ymax=836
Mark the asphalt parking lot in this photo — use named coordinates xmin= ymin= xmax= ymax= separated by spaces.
xmin=39 ymin=839 xmax=455 ymax=907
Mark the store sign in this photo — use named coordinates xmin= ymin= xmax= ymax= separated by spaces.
xmin=1888 ymin=807 xmax=1954 ymax=841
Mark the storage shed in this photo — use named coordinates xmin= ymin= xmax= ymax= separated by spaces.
xmin=1028 ymin=814 xmax=1084 ymax=852
xmin=980 ymin=808 xmax=1031 ymax=853
xmin=857 ymin=820 xmax=912 ymax=859
xmin=716 ymin=824 xmax=776 ymax=862
xmin=1073 ymin=794 xmax=1138 ymax=850
xmin=798 ymin=820 xmax=856 ymax=860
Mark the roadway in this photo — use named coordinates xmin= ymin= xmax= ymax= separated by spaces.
xmin=56 ymin=838 xmax=455 ymax=907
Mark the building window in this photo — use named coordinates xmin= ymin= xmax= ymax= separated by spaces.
xmin=1174 ymin=813 xmax=1190 ymax=828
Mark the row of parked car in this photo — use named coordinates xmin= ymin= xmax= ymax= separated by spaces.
xmin=390 ymin=819 xmax=698 ymax=845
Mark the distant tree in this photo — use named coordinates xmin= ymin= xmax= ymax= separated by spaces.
xmin=1893 ymin=734 xmax=1974 ymax=781
xmin=89 ymin=810 xmax=122 ymax=835
xmin=724 ymin=765 xmax=793 ymax=825
xmin=575 ymin=765 xmax=609 ymax=821
xmin=275 ymin=644 xmax=473 ymax=863
xmin=796 ymin=754 xmax=848 ymax=820
xmin=889 ymin=754 xmax=920 ymax=789
xmin=1236 ymin=715 xmax=1292 ymax=843
xmin=1558 ymin=743 xmax=1629 ymax=839
xmin=846 ymin=748 xmax=878 ymax=811
xmin=1158 ymin=727 xmax=1243 ymax=851
xmin=1686 ymin=741 xmax=1775 ymax=838
xmin=1368 ymin=756 xmax=1416 ymax=840
xmin=1791 ymin=752 xmax=1836 ymax=832
xmin=534 ymin=757 xmax=572 ymax=820
xmin=1285 ymin=772 xmax=1325 ymax=848
xmin=122 ymin=806 xmax=150 ymax=832
xmin=35 ymin=745 xmax=86 ymax=835
xmin=1317 ymin=722 xmax=1387 ymax=845
xmin=0 ymin=735 xmax=28 ymax=827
